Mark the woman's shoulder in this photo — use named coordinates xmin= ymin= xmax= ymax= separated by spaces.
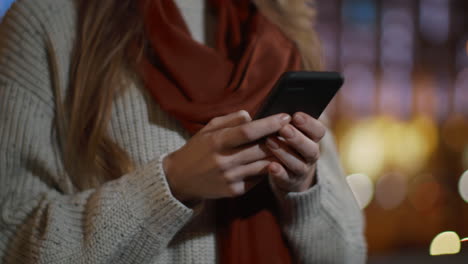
xmin=0 ymin=0 xmax=77 ymax=107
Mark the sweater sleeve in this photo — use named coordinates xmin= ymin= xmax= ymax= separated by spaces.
xmin=273 ymin=129 xmax=367 ymax=264
xmin=0 ymin=1 xmax=193 ymax=263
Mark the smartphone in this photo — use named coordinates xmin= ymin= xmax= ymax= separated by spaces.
xmin=254 ymin=71 xmax=344 ymax=120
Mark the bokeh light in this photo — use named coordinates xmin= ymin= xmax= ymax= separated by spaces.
xmin=458 ymin=170 xmax=468 ymax=203
xmin=381 ymin=8 xmax=414 ymax=68
xmin=411 ymin=115 xmax=439 ymax=157
xmin=346 ymin=173 xmax=374 ymax=209
xmin=341 ymin=64 xmax=376 ymax=115
xmin=429 ymin=231 xmax=461 ymax=256
xmin=375 ymin=171 xmax=407 ymax=210
xmin=317 ymin=0 xmax=468 ymax=259
xmin=339 ymin=116 xmax=437 ymax=180
xmin=390 ymin=116 xmax=437 ymax=175
xmin=386 ymin=121 xmax=423 ymax=174
xmin=419 ymin=0 xmax=450 ymax=44
xmin=0 ymin=0 xmax=15 ymax=19
xmin=453 ymin=69 xmax=468 ymax=116
xmin=340 ymin=119 xmax=386 ymax=179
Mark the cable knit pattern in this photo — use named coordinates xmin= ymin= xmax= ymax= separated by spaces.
xmin=0 ymin=0 xmax=366 ymax=263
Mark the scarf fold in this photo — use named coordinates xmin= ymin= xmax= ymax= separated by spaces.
xmin=139 ymin=0 xmax=302 ymax=263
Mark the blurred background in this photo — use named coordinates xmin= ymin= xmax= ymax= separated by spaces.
xmin=0 ymin=0 xmax=14 ymax=19
xmin=1 ymin=0 xmax=467 ymax=263
xmin=315 ymin=0 xmax=468 ymax=263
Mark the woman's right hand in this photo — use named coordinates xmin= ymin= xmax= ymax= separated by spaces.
xmin=163 ymin=110 xmax=292 ymax=202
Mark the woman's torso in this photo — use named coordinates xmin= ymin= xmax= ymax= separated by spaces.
xmin=107 ymin=1 xmax=219 ymax=262
xmin=2 ymin=0 xmax=219 ymax=262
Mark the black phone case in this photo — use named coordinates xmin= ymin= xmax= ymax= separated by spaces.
xmin=254 ymin=71 xmax=344 ymax=120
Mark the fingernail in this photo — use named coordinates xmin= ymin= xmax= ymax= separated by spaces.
xmin=279 ymin=114 xmax=291 ymax=124
xmin=266 ymin=138 xmax=279 ymax=149
xmin=281 ymin=125 xmax=294 ymax=139
xmin=294 ymin=113 xmax=305 ymax=125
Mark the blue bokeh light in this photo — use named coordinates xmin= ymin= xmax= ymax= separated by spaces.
xmin=0 ymin=0 xmax=16 ymax=20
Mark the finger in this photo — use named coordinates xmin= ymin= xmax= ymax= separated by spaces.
xmin=278 ymin=124 xmax=320 ymax=163
xmin=267 ymin=162 xmax=291 ymax=192
xmin=219 ymin=113 xmax=291 ymax=148
xmin=224 ymin=159 xmax=270 ymax=183
xmin=201 ymin=110 xmax=252 ymax=133
xmin=292 ymin=112 xmax=326 ymax=142
xmin=224 ymin=143 xmax=271 ymax=166
xmin=227 ymin=175 xmax=265 ymax=197
xmin=265 ymin=136 xmax=309 ymax=177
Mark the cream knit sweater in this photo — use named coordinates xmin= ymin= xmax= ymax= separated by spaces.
xmin=0 ymin=0 xmax=366 ymax=263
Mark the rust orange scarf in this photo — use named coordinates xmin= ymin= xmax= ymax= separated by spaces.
xmin=139 ymin=0 xmax=302 ymax=262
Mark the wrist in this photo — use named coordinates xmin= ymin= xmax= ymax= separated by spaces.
xmin=162 ymin=153 xmax=188 ymax=202
xmin=296 ymin=164 xmax=317 ymax=192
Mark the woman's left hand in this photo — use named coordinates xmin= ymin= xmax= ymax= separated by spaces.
xmin=265 ymin=112 xmax=326 ymax=193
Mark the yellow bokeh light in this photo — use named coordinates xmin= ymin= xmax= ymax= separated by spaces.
xmin=338 ymin=115 xmax=437 ymax=180
xmin=392 ymin=124 xmax=427 ymax=174
xmin=411 ymin=115 xmax=438 ymax=157
xmin=430 ymin=231 xmax=461 ymax=256
xmin=346 ymin=173 xmax=374 ymax=209
xmin=458 ymin=170 xmax=468 ymax=203
xmin=340 ymin=119 xmax=386 ymax=180
xmin=385 ymin=115 xmax=436 ymax=176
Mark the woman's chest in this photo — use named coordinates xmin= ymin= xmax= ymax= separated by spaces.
xmin=108 ymin=82 xmax=190 ymax=168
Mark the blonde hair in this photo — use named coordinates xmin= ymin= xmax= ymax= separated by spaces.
xmin=58 ymin=0 xmax=322 ymax=190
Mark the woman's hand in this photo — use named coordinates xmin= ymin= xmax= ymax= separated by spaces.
xmin=163 ymin=110 xmax=292 ymax=203
xmin=266 ymin=112 xmax=326 ymax=194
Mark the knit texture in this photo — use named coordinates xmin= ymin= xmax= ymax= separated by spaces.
xmin=0 ymin=0 xmax=366 ymax=263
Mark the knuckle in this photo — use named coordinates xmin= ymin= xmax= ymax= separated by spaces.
xmin=310 ymin=122 xmax=326 ymax=141
xmin=309 ymin=144 xmax=320 ymax=161
xmin=311 ymin=151 xmax=320 ymax=162
xmin=311 ymin=152 xmax=320 ymax=163
xmin=317 ymin=126 xmax=326 ymax=140
xmin=221 ymin=170 xmax=234 ymax=182
xmin=212 ymin=155 xmax=229 ymax=171
xmin=208 ymin=117 xmax=221 ymax=127
xmin=208 ymin=133 xmax=223 ymax=149
xmin=292 ymin=133 xmax=303 ymax=145
xmin=292 ymin=163 xmax=309 ymax=175
xmin=271 ymin=118 xmax=283 ymax=129
xmin=301 ymin=163 xmax=310 ymax=174
xmin=239 ymin=126 xmax=254 ymax=141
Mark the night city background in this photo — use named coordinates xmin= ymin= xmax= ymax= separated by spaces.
xmin=1 ymin=0 xmax=468 ymax=263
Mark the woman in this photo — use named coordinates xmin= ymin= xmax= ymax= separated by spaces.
xmin=0 ymin=0 xmax=366 ymax=263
